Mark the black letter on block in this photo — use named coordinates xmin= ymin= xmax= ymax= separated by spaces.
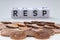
xmin=23 ymin=10 xmax=27 ymax=16
xmin=42 ymin=10 xmax=47 ymax=16
xmin=13 ymin=10 xmax=18 ymax=16
xmin=33 ymin=10 xmax=37 ymax=16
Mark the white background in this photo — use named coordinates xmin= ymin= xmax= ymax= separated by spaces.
xmin=0 ymin=0 xmax=60 ymax=40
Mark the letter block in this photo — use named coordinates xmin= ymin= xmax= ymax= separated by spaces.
xmin=11 ymin=8 xmax=49 ymax=19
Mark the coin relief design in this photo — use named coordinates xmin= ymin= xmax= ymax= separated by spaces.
xmin=0 ymin=21 xmax=60 ymax=40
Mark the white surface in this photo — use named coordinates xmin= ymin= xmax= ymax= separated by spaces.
xmin=0 ymin=0 xmax=60 ymax=19
xmin=0 ymin=17 xmax=60 ymax=24
xmin=0 ymin=0 xmax=60 ymax=40
xmin=0 ymin=34 xmax=60 ymax=40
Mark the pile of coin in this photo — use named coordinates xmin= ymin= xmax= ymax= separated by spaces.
xmin=0 ymin=21 xmax=60 ymax=40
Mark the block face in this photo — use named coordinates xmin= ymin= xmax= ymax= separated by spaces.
xmin=11 ymin=8 xmax=49 ymax=19
xmin=11 ymin=9 xmax=20 ymax=19
xmin=30 ymin=9 xmax=42 ymax=18
xmin=41 ymin=9 xmax=49 ymax=18
xmin=20 ymin=9 xmax=30 ymax=18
